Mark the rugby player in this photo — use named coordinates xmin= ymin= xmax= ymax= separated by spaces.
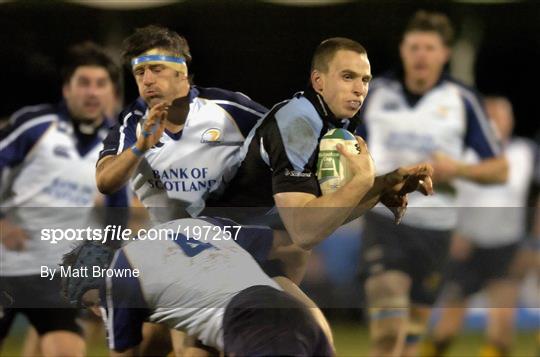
xmin=422 ymin=96 xmax=537 ymax=357
xmin=62 ymin=217 xmax=334 ymax=357
xmin=0 ymin=42 xmax=124 ymax=356
xmin=355 ymin=11 xmax=508 ymax=356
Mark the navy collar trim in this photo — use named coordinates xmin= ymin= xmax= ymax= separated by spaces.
xmin=302 ymin=86 xmax=360 ymax=131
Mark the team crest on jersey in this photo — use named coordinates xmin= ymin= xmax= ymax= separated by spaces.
xmin=201 ymin=128 xmax=222 ymax=144
xmin=437 ymin=106 xmax=449 ymax=118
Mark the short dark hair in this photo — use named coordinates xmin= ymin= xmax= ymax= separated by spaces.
xmin=122 ymin=25 xmax=192 ymax=66
xmin=403 ymin=10 xmax=455 ymax=47
xmin=311 ymin=37 xmax=367 ymax=73
xmin=61 ymin=41 xmax=121 ymax=88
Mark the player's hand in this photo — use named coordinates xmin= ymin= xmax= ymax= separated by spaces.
xmin=431 ymin=151 xmax=461 ymax=183
xmin=379 ymin=163 xmax=434 ymax=224
xmin=0 ymin=218 xmax=30 ymax=251
xmin=136 ymin=101 xmax=169 ymax=152
xmin=336 ymin=136 xmax=376 ymax=188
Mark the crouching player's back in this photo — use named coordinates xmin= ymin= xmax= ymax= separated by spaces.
xmin=63 ymin=217 xmax=334 ymax=356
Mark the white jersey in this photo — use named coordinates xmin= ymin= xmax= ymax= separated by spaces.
xmin=0 ymin=103 xmax=122 ymax=275
xmin=102 ymin=217 xmax=280 ymax=352
xmin=455 ymin=138 xmax=536 ymax=246
xmin=357 ymin=75 xmax=501 ymax=230
xmin=99 ymin=86 xmax=267 ymax=224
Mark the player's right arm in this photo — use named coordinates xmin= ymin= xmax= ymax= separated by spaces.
xmin=274 ymin=137 xmax=376 ymax=250
xmin=96 ymin=102 xmax=168 ymax=194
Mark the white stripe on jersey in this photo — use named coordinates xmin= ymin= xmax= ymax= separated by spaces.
xmin=8 ymin=104 xmax=51 ymax=125
xmin=452 ymin=83 xmax=501 ymax=155
xmin=210 ymin=100 xmax=266 ymax=118
xmin=0 ymin=115 xmax=55 ymax=151
xmin=117 ymin=112 xmax=134 ymax=155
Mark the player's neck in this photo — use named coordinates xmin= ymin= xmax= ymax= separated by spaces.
xmin=404 ymin=75 xmax=439 ymax=95
xmin=165 ymin=121 xmax=184 ymax=134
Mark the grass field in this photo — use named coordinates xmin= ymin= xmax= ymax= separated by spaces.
xmin=1 ymin=321 xmax=537 ymax=356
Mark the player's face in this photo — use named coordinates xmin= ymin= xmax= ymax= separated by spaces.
xmin=400 ymin=31 xmax=450 ymax=85
xmin=133 ymin=62 xmax=189 ymax=108
xmin=312 ymin=50 xmax=372 ymax=119
xmin=63 ymin=66 xmax=113 ymax=122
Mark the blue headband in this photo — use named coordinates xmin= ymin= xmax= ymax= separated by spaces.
xmin=131 ymin=55 xmax=186 ymax=67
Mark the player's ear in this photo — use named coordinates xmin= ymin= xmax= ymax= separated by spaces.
xmin=311 ymin=70 xmax=323 ymax=93
xmin=62 ymin=82 xmax=70 ymax=99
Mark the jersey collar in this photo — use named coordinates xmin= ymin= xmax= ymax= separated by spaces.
xmin=302 ymin=85 xmax=359 ymax=131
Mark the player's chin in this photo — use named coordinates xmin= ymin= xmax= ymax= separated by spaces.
xmin=340 ymin=108 xmax=360 ymax=119
xmin=145 ymin=96 xmax=165 ymax=107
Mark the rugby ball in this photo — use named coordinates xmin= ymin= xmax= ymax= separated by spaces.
xmin=316 ymin=128 xmax=358 ymax=195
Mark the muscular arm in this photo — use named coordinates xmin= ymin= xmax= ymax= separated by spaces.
xmin=432 ymin=153 xmax=508 ymax=185
xmin=96 ymin=149 xmax=145 ymax=194
xmin=274 ymin=138 xmax=375 ymax=250
xmin=456 ymin=156 xmax=508 ymax=184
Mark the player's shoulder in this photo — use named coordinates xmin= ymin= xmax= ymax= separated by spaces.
xmin=370 ymin=73 xmax=400 ymax=91
xmin=266 ymin=92 xmax=323 ymax=145
xmin=442 ymin=75 xmax=483 ymax=103
xmin=8 ymin=103 xmax=57 ymax=128
xmin=274 ymin=92 xmax=322 ymax=130
xmin=1 ymin=103 xmax=56 ymax=141
xmin=195 ymin=86 xmax=268 ymax=115
xmin=118 ymin=98 xmax=147 ymax=126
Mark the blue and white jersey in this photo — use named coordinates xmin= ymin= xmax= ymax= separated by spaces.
xmin=101 ymin=217 xmax=280 ymax=352
xmin=455 ymin=138 xmax=536 ymax=246
xmin=0 ymin=103 xmax=122 ymax=275
xmin=99 ymin=86 xmax=267 ymax=223
xmin=357 ymin=74 xmax=501 ymax=230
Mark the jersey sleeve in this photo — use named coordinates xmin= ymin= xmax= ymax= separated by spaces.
xmin=102 ymin=250 xmax=148 ymax=352
xmin=462 ymin=91 xmax=501 ymax=159
xmin=98 ymin=101 xmax=145 ymax=161
xmin=0 ymin=105 xmax=55 ymax=169
xmin=265 ymin=114 xmax=321 ymax=196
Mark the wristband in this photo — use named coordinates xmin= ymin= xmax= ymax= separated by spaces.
xmin=131 ymin=145 xmax=145 ymax=157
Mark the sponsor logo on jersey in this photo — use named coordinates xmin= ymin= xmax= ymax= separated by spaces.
xmin=383 ymin=101 xmax=400 ymax=111
xmin=201 ymin=128 xmax=222 ymax=143
xmin=53 ymin=145 xmax=71 ymax=158
xmin=148 ymin=167 xmax=217 ymax=192
xmin=284 ymin=168 xmax=312 ymax=178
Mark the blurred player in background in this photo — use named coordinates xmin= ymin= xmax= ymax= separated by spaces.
xmin=0 ymin=42 xmax=124 ymax=357
xmin=421 ymin=96 xmax=537 ymax=357
xmin=356 ymin=10 xmax=508 ymax=356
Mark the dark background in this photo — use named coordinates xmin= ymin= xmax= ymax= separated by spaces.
xmin=1 ymin=0 xmax=539 ymax=137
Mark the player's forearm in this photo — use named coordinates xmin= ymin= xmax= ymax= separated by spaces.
xmin=96 ymin=147 xmax=144 ymax=194
xmin=346 ymin=174 xmax=389 ymax=222
xmin=456 ymin=156 xmax=508 ymax=184
xmin=282 ymin=175 xmax=374 ymax=249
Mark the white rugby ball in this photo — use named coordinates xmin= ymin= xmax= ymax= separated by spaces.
xmin=316 ymin=128 xmax=358 ymax=195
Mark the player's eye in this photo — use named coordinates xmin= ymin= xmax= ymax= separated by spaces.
xmin=343 ymin=73 xmax=353 ymax=81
